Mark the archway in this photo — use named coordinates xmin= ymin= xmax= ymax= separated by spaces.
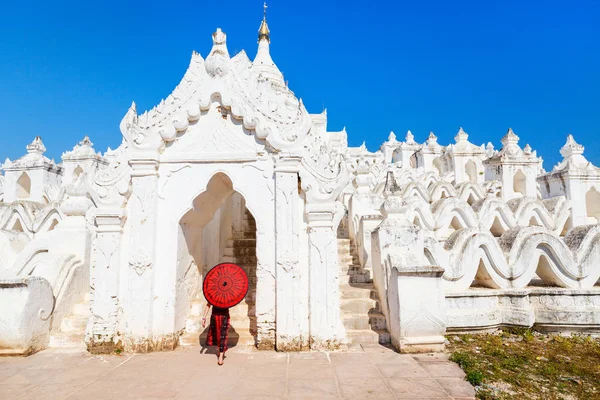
xmin=73 ymin=165 xmax=84 ymax=181
xmin=16 ymin=172 xmax=31 ymax=199
xmin=513 ymin=169 xmax=527 ymax=197
xmin=585 ymin=187 xmax=600 ymax=223
xmin=433 ymin=157 xmax=444 ymax=176
xmin=465 ymin=160 xmax=477 ymax=183
xmin=177 ymin=173 xmax=257 ymax=348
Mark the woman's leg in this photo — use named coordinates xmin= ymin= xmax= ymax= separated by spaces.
xmin=217 ymin=316 xmax=229 ymax=365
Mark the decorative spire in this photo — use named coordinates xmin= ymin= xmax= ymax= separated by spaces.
xmin=79 ymin=135 xmax=93 ymax=147
xmin=427 ymin=131 xmax=438 ymax=145
xmin=523 ymin=144 xmax=532 ymax=155
xmin=560 ymin=134 xmax=584 ymax=158
xmin=258 ymin=2 xmax=270 ymax=43
xmin=405 ymin=130 xmax=416 ymax=144
xmin=485 ymin=142 xmax=495 ymax=157
xmin=205 ymin=28 xmax=231 ymax=77
xmin=501 ymin=128 xmax=519 ymax=146
xmin=454 ymin=127 xmax=468 ymax=142
xmin=388 ymin=131 xmax=397 ymax=142
xmin=26 ymin=136 xmax=46 ymax=154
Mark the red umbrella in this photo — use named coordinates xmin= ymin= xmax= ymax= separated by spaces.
xmin=203 ymin=263 xmax=249 ymax=308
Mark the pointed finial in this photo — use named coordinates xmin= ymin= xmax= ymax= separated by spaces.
xmin=79 ymin=135 xmax=93 ymax=147
xmin=455 ymin=127 xmax=468 ymax=142
xmin=258 ymin=2 xmax=270 ymax=43
xmin=388 ymin=131 xmax=397 ymax=142
xmin=560 ymin=134 xmax=584 ymax=158
xmin=27 ymin=136 xmax=46 ymax=154
xmin=405 ymin=130 xmax=415 ymax=144
xmin=501 ymin=128 xmax=519 ymax=146
xmin=523 ymin=144 xmax=532 ymax=155
xmin=427 ymin=131 xmax=437 ymax=144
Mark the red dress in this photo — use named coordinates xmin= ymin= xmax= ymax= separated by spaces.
xmin=205 ymin=306 xmax=230 ymax=352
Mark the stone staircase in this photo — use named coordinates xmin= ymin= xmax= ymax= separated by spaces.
xmin=49 ymin=292 xmax=90 ymax=349
xmin=338 ymin=238 xmax=390 ymax=345
xmin=181 ymin=211 xmax=257 ymax=349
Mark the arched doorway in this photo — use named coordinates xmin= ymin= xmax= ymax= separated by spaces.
xmin=16 ymin=172 xmax=31 ymax=199
xmin=465 ymin=160 xmax=477 ymax=183
xmin=177 ymin=173 xmax=258 ymax=348
xmin=586 ymin=187 xmax=600 ymax=224
xmin=513 ymin=169 xmax=527 ymax=197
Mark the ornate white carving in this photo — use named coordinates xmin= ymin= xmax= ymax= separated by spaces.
xmin=129 ymin=249 xmax=152 ymax=276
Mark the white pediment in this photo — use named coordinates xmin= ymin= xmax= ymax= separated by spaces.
xmin=161 ymin=104 xmax=265 ymax=162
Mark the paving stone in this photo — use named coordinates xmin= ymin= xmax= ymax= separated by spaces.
xmin=231 ymin=377 xmax=286 ymax=397
xmin=335 ymin=363 xmax=382 ymax=378
xmin=387 ymin=378 xmax=449 ymax=398
xmin=287 ymin=363 xmax=334 ymax=380
xmin=0 ymin=345 xmax=474 ymax=400
xmin=329 ymin=352 xmax=369 ymax=365
xmin=288 ymin=351 xmax=330 ymax=365
xmin=435 ymin=378 xmax=476 ymax=397
xmin=338 ymin=377 xmax=395 ymax=399
xmin=376 ymin=361 xmax=429 ymax=378
xmin=412 ymin=353 xmax=450 ymax=363
xmin=287 ymin=379 xmax=339 ymax=397
xmin=240 ymin=364 xmax=286 ymax=379
xmin=16 ymin=382 xmax=91 ymax=400
xmin=419 ymin=362 xmax=467 ymax=378
xmin=366 ymin=351 xmax=420 ymax=365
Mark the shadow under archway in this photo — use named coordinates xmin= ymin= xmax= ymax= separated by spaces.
xmin=177 ymin=172 xmax=258 ymax=350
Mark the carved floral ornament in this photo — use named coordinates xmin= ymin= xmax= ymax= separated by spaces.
xmin=129 ymin=249 xmax=152 ymax=276
xmin=87 ymin=143 xmax=131 ymax=208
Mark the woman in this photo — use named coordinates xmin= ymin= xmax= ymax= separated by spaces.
xmin=201 ymin=303 xmax=230 ymax=365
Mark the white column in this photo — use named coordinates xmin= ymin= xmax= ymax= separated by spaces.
xmin=85 ymin=209 xmax=126 ymax=354
xmin=274 ymin=156 xmax=309 ymax=350
xmin=122 ymin=159 xmax=165 ymax=351
xmin=306 ymin=204 xmax=345 ymax=349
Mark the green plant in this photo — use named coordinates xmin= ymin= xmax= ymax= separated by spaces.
xmin=466 ymin=370 xmax=484 ymax=386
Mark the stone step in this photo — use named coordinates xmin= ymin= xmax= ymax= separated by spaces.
xmin=60 ymin=314 xmax=88 ymax=333
xmin=180 ymin=329 xmax=256 ymax=348
xmin=226 ymin=239 xmax=256 ymax=248
xmin=340 ymin=298 xmax=379 ymax=314
xmin=348 ymin=273 xmax=371 ymax=284
xmin=342 ymin=311 xmax=387 ymax=331
xmin=222 ymin=255 xmax=257 ymax=265
xmin=346 ymin=329 xmax=391 ymax=345
xmin=232 ymin=232 xmax=256 ymax=239
xmin=223 ymin=247 xmax=256 ymax=257
xmin=242 ymin=220 xmax=256 ymax=229
xmin=338 ymin=255 xmax=354 ymax=264
xmin=339 ymin=284 xmax=377 ymax=300
xmin=340 ymin=266 xmax=365 ymax=276
xmin=72 ymin=302 xmax=90 ymax=316
xmin=186 ymin=314 xmax=257 ymax=334
xmin=49 ymin=333 xmax=86 ymax=349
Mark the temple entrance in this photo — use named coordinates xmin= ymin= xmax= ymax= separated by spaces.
xmin=177 ymin=173 xmax=257 ymax=348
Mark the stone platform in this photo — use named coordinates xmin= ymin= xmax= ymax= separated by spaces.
xmin=0 ymin=343 xmax=474 ymax=399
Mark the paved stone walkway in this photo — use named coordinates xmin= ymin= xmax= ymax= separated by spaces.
xmin=0 ymin=343 xmax=475 ymax=399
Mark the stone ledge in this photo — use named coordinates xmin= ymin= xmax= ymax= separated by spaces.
xmin=395 ymin=265 xmax=444 ymax=277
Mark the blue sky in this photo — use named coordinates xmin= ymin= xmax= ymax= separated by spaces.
xmin=1 ymin=0 xmax=598 ymax=170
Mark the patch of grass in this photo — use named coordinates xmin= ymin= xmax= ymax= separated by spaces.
xmin=447 ymin=331 xmax=600 ymax=399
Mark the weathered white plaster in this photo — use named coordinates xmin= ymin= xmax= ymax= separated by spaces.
xmin=1 ymin=11 xmax=600 ymax=356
